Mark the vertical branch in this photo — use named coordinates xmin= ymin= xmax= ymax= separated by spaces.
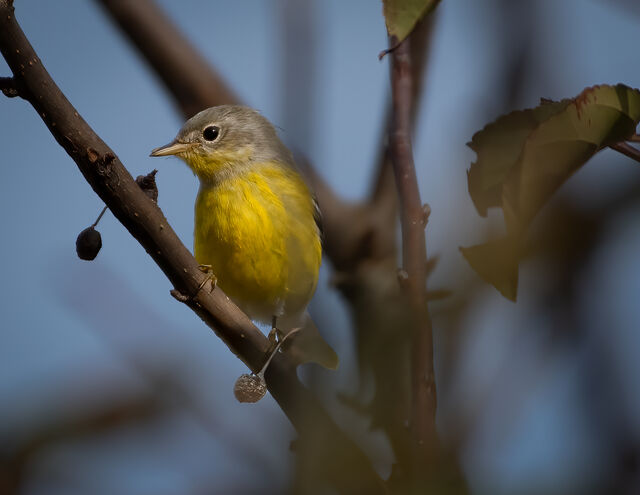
xmin=370 ymin=15 xmax=434 ymax=206
xmin=388 ymin=35 xmax=437 ymax=462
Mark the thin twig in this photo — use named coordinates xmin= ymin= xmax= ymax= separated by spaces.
xmin=0 ymin=3 xmax=385 ymax=492
xmin=611 ymin=142 xmax=640 ymax=163
xmin=378 ymin=43 xmax=401 ymax=61
xmin=91 ymin=205 xmax=108 ymax=228
xmin=367 ymin=15 xmax=434 ymax=264
xmin=388 ymin=33 xmax=437 ymax=470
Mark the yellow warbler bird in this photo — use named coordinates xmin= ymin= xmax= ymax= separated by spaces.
xmin=151 ymin=105 xmax=337 ymax=369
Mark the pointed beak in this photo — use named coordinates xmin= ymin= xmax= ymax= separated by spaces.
xmin=149 ymin=140 xmax=193 ymax=157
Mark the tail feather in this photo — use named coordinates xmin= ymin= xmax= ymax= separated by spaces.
xmin=279 ymin=311 xmax=338 ymax=370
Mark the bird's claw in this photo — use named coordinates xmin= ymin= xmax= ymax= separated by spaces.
xmin=260 ymin=326 xmax=303 ymax=376
xmin=266 ymin=325 xmax=279 ymax=356
xmin=197 ymin=264 xmax=217 ymax=293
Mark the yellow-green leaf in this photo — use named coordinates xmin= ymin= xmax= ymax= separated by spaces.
xmin=463 ymin=84 xmax=640 ymax=300
xmin=502 ymin=85 xmax=640 ymax=235
xmin=460 ymin=237 xmax=519 ymax=301
xmin=467 ymin=99 xmax=570 ymax=216
xmin=382 ymin=0 xmax=441 ymax=42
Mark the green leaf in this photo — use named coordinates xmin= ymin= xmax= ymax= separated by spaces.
xmin=467 ymin=100 xmax=570 ymax=216
xmin=460 ymin=237 xmax=520 ymax=301
xmin=382 ymin=0 xmax=441 ymax=42
xmin=463 ymin=84 xmax=640 ymax=300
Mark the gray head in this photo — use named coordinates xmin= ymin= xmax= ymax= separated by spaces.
xmin=150 ymin=105 xmax=294 ymax=181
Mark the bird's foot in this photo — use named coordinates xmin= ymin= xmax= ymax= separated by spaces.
xmin=267 ymin=319 xmax=279 ymax=356
xmin=260 ymin=325 xmax=302 ymax=376
xmin=197 ymin=264 xmax=217 ymax=293
xmin=266 ymin=316 xmax=284 ymax=356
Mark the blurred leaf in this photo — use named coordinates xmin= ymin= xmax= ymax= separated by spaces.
xmin=464 ymin=84 xmax=640 ymax=300
xmin=460 ymin=237 xmax=519 ymax=301
xmin=467 ymin=100 xmax=571 ymax=216
xmin=382 ymin=0 xmax=440 ymax=42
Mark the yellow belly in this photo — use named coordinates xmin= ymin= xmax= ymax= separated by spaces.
xmin=193 ymin=164 xmax=321 ymax=323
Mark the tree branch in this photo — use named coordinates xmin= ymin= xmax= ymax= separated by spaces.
xmin=0 ymin=75 xmax=21 ymax=98
xmin=95 ymin=0 xmax=239 ymax=117
xmin=0 ymin=3 xmax=385 ymax=492
xmin=388 ymin=34 xmax=437 ymax=468
xmin=370 ymin=15 xmax=434 ymax=207
xmin=611 ymin=141 xmax=640 ymax=163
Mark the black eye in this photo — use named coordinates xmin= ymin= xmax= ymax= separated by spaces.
xmin=203 ymin=125 xmax=220 ymax=141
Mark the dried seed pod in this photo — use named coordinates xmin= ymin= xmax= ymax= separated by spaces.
xmin=234 ymin=374 xmax=267 ymax=403
xmin=136 ymin=169 xmax=159 ymax=202
xmin=232 ymin=328 xmax=300 ymax=404
xmin=76 ymin=226 xmax=102 ymax=260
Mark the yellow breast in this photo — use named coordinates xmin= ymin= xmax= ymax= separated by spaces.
xmin=193 ymin=162 xmax=321 ymax=323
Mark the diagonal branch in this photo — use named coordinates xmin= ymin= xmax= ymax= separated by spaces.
xmin=95 ymin=0 xmax=239 ymax=117
xmin=0 ymin=2 xmax=385 ymax=492
xmin=611 ymin=141 xmax=640 ymax=163
xmin=388 ymin=33 xmax=437 ymax=466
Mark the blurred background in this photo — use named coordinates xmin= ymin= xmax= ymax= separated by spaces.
xmin=1 ymin=0 xmax=640 ymax=493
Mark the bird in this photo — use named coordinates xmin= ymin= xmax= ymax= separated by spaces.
xmin=150 ymin=105 xmax=338 ymax=369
